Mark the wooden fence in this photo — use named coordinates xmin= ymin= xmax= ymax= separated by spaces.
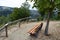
xmin=0 ymin=17 xmax=31 ymax=37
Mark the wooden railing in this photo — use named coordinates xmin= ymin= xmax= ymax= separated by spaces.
xmin=0 ymin=17 xmax=31 ymax=37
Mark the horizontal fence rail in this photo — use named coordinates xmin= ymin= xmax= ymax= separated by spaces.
xmin=0 ymin=17 xmax=31 ymax=37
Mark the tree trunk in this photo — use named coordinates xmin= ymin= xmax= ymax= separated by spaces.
xmin=44 ymin=0 xmax=55 ymax=36
xmin=44 ymin=11 xmax=51 ymax=36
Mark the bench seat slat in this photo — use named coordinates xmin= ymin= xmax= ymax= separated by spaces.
xmin=28 ymin=23 xmax=43 ymax=35
xmin=28 ymin=23 xmax=40 ymax=33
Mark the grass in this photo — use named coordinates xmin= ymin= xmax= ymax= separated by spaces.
xmin=0 ymin=23 xmax=5 ymax=28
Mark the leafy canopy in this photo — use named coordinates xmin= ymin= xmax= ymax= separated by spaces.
xmin=10 ymin=7 xmax=30 ymax=21
xmin=28 ymin=0 xmax=60 ymax=13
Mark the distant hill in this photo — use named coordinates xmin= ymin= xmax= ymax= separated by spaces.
xmin=0 ymin=6 xmax=13 ymax=11
xmin=30 ymin=10 xmax=40 ymax=18
xmin=0 ymin=6 xmax=13 ymax=16
xmin=0 ymin=6 xmax=40 ymax=18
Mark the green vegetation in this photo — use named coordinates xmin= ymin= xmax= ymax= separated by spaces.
xmin=0 ymin=1 xmax=30 ymax=27
xmin=10 ymin=7 xmax=30 ymax=21
xmin=56 ymin=12 xmax=60 ymax=20
xmin=9 ymin=1 xmax=30 ymax=21
xmin=0 ymin=16 xmax=10 ymax=27
xmin=37 ymin=16 xmax=43 ymax=21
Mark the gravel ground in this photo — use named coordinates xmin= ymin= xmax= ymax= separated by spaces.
xmin=0 ymin=21 xmax=60 ymax=40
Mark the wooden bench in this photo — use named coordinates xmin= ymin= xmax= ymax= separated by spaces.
xmin=28 ymin=23 xmax=43 ymax=35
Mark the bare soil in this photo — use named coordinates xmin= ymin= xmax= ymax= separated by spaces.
xmin=0 ymin=21 xmax=60 ymax=40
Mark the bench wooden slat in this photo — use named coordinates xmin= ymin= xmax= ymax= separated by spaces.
xmin=31 ymin=24 xmax=40 ymax=32
xmin=28 ymin=25 xmax=38 ymax=32
xmin=30 ymin=23 xmax=41 ymax=34
xmin=27 ymin=23 xmax=39 ymax=33
xmin=28 ymin=23 xmax=43 ymax=35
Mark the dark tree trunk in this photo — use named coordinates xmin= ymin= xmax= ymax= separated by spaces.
xmin=44 ymin=0 xmax=54 ymax=36
xmin=44 ymin=10 xmax=51 ymax=36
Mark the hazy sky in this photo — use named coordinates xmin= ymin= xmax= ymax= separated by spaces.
xmin=0 ymin=0 xmax=37 ymax=10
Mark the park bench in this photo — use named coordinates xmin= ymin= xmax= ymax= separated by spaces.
xmin=28 ymin=23 xmax=43 ymax=35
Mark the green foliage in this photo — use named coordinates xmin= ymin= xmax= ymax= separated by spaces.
xmin=9 ymin=1 xmax=30 ymax=21
xmin=37 ymin=16 xmax=43 ymax=21
xmin=31 ymin=0 xmax=60 ymax=11
xmin=0 ymin=16 xmax=9 ymax=26
xmin=56 ymin=12 xmax=60 ymax=20
xmin=10 ymin=7 xmax=30 ymax=21
xmin=27 ymin=0 xmax=60 ymax=20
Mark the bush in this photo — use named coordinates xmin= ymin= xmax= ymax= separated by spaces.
xmin=37 ymin=16 xmax=43 ymax=21
xmin=9 ymin=7 xmax=30 ymax=21
xmin=0 ymin=16 xmax=10 ymax=26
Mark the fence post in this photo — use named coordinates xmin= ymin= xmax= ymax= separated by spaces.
xmin=5 ymin=26 xmax=8 ymax=37
xmin=19 ymin=21 xmax=21 ymax=27
xmin=27 ymin=18 xmax=29 ymax=23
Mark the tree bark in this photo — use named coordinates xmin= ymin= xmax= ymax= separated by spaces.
xmin=44 ymin=0 xmax=55 ymax=36
xmin=44 ymin=11 xmax=51 ymax=36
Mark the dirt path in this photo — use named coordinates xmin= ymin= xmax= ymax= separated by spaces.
xmin=0 ymin=21 xmax=60 ymax=40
